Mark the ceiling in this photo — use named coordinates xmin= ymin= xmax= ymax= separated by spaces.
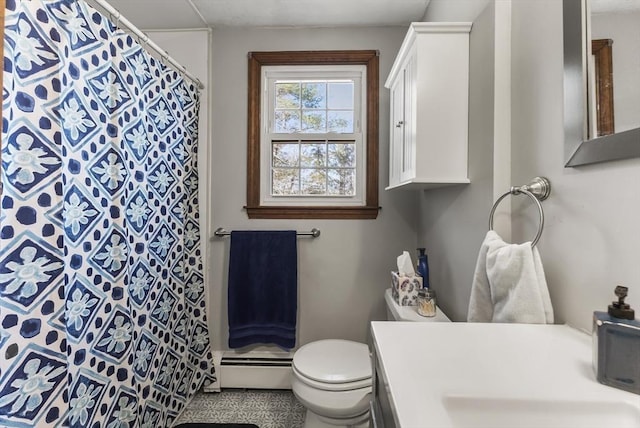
xmin=101 ymin=0 xmax=431 ymax=29
xmin=591 ymin=0 xmax=640 ymax=13
xmin=94 ymin=0 xmax=640 ymax=32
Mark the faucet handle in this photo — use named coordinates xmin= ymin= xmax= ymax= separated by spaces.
xmin=609 ymin=286 xmax=634 ymax=320
xmin=614 ymin=285 xmax=628 ymax=303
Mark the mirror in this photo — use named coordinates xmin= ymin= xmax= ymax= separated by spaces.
xmin=563 ymin=0 xmax=640 ymax=167
xmin=590 ymin=1 xmax=640 ymax=137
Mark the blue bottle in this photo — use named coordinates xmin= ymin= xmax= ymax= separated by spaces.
xmin=593 ymin=286 xmax=640 ymax=395
xmin=416 ymin=248 xmax=430 ymax=289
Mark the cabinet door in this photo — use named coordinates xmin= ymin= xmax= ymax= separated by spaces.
xmin=372 ymin=347 xmax=398 ymax=428
xmin=399 ymin=58 xmax=415 ymax=183
xmin=389 ymin=71 xmax=404 ymax=187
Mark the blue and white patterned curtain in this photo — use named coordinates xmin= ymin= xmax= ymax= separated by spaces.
xmin=0 ymin=0 xmax=215 ymax=426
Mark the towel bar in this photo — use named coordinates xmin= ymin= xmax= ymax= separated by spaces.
xmin=488 ymin=177 xmax=551 ymax=247
xmin=214 ymin=227 xmax=321 ymax=238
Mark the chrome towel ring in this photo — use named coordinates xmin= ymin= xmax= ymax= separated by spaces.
xmin=488 ymin=177 xmax=551 ymax=247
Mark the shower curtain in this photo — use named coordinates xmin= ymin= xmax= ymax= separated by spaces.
xmin=0 ymin=0 xmax=215 ymax=426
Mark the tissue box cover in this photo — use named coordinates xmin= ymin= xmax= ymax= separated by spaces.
xmin=391 ymin=271 xmax=422 ymax=306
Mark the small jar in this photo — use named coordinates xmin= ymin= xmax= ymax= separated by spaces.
xmin=417 ymin=288 xmax=437 ymax=317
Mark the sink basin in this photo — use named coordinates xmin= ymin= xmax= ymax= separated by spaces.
xmin=443 ymin=395 xmax=640 ymax=428
xmin=371 ymin=323 xmax=640 ymax=428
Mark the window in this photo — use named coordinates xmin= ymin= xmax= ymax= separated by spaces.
xmin=246 ymin=51 xmax=379 ymax=219
xmin=591 ymin=39 xmax=614 ymax=137
xmin=264 ymin=67 xmax=363 ymax=203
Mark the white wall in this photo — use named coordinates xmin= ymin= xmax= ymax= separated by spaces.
xmin=422 ymin=0 xmax=491 ymax=22
xmin=147 ymin=27 xmax=417 ymax=355
xmin=421 ymin=0 xmax=640 ymax=331
xmin=591 ymin=12 xmax=640 ymax=134
xmin=510 ymin=0 xmax=640 ymax=332
xmin=148 ymin=0 xmax=640 ymax=346
xmin=417 ymin=2 xmax=495 ymax=321
xmin=209 ymin=27 xmax=417 ymax=352
xmin=149 ymin=28 xmax=416 ymax=353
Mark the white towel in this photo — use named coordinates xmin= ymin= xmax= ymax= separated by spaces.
xmin=467 ymin=230 xmax=554 ymax=324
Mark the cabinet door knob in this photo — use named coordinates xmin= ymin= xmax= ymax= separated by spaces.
xmin=396 ymin=121 xmax=404 ymax=128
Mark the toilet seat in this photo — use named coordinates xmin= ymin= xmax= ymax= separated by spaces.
xmin=293 ymin=339 xmax=371 ymax=391
xmin=293 ymin=365 xmax=371 ymax=391
xmin=293 ymin=339 xmax=371 ymax=382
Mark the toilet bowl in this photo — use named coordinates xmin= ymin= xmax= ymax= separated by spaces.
xmin=291 ymin=339 xmax=371 ymax=428
xmin=292 ymin=290 xmax=451 ymax=428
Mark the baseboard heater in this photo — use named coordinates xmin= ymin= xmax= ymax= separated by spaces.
xmin=204 ymin=351 xmax=294 ymax=391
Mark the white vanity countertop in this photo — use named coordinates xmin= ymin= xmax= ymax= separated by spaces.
xmin=371 ymin=322 xmax=640 ymax=428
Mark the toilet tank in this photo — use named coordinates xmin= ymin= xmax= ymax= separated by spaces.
xmin=384 ymin=288 xmax=451 ymax=322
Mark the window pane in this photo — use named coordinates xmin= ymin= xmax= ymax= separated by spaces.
xmin=327 ymin=111 xmax=354 ymax=133
xmin=328 ymin=142 xmax=355 ymax=167
xmin=301 ymin=142 xmax=326 ymax=167
xmin=328 ymin=168 xmax=355 ymax=196
xmin=302 ymin=111 xmax=326 ymax=133
xmin=328 ymin=82 xmax=354 ymax=109
xmin=273 ymin=143 xmax=300 ymax=167
xmin=302 ymin=82 xmax=326 ymax=109
xmin=301 ymin=169 xmax=326 ymax=194
xmin=273 ymin=168 xmax=300 ymax=195
xmin=275 ymin=110 xmax=301 ymax=132
xmin=276 ymin=82 xmax=300 ymax=109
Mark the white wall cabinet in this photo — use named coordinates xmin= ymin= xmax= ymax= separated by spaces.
xmin=385 ymin=22 xmax=472 ymax=190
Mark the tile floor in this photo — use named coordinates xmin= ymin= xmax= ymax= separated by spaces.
xmin=174 ymin=389 xmax=306 ymax=428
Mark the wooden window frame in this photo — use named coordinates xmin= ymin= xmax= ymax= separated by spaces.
xmin=246 ymin=50 xmax=380 ymax=219
xmin=591 ymin=39 xmax=615 ymax=137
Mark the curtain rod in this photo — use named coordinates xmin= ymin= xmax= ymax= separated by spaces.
xmin=86 ymin=0 xmax=205 ymax=90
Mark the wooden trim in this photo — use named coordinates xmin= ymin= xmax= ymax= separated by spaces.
xmin=246 ymin=50 xmax=380 ymax=220
xmin=245 ymin=206 xmax=380 ymax=220
xmin=248 ymin=50 xmax=380 ymax=65
xmin=366 ymin=53 xmax=379 ymax=211
xmin=247 ymin=54 xmax=262 ymax=209
xmin=592 ymin=39 xmax=615 ymax=137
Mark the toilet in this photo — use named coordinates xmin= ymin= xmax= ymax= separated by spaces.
xmin=291 ymin=288 xmax=451 ymax=428
xmin=291 ymin=339 xmax=372 ymax=428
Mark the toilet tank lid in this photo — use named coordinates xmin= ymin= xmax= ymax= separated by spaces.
xmin=385 ymin=288 xmax=452 ymax=322
xmin=293 ymin=339 xmax=371 ymax=384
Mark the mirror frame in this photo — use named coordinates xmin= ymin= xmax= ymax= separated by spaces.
xmin=563 ymin=0 xmax=640 ymax=167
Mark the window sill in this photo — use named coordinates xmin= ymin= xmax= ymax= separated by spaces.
xmin=245 ymin=205 xmax=380 ymax=219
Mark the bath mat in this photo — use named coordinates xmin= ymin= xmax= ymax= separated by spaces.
xmin=174 ymin=424 xmax=259 ymax=428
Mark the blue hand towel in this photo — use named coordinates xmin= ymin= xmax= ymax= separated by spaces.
xmin=228 ymin=230 xmax=298 ymax=349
